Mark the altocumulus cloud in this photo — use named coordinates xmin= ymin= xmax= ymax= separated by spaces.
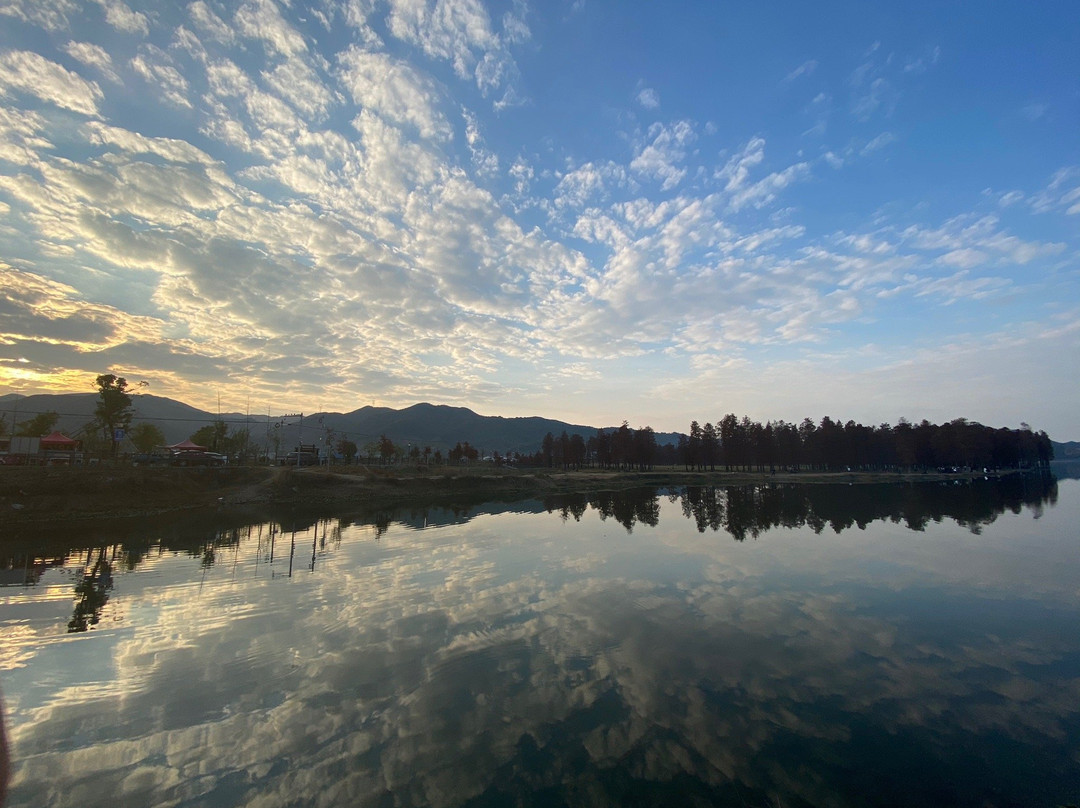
xmin=0 ymin=1 xmax=1076 ymax=437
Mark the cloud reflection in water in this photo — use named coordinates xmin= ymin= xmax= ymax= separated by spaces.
xmin=2 ymin=478 xmax=1077 ymax=807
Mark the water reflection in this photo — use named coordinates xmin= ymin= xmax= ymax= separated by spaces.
xmin=67 ymin=548 xmax=114 ymax=633
xmin=1 ymin=476 xmax=1075 ymax=808
xmin=0 ymin=476 xmax=1061 ymax=633
xmin=543 ymin=473 xmax=1057 ymax=536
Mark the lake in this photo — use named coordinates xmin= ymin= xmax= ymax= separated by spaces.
xmin=1 ymin=475 xmax=1077 ymax=807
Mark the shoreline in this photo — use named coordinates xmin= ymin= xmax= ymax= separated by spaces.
xmin=0 ymin=463 xmax=1040 ymax=528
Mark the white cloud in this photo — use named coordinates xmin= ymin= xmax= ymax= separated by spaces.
xmin=554 ymin=161 xmax=630 ymax=209
xmin=630 ymin=120 xmax=695 ymax=191
xmin=262 ymin=56 xmax=338 ymax=122
xmin=235 ymin=0 xmax=308 ymax=57
xmin=717 ymin=137 xmax=765 ymax=191
xmin=1029 ymin=167 xmax=1080 ymax=216
xmin=784 ymin=59 xmax=817 ymax=83
xmin=0 ymin=3 xmax=1075 ymax=435
xmin=385 ymin=0 xmax=525 ymax=97
xmin=0 ymin=262 xmax=169 ymax=353
xmin=936 ymin=248 xmax=989 ymax=269
xmin=0 ymin=106 xmax=52 ymax=166
xmin=462 ymin=108 xmax=498 ymax=177
xmin=903 ymin=45 xmax=941 ymax=75
xmin=188 ymin=0 xmax=236 ymax=45
xmin=0 ymin=0 xmax=78 ymax=32
xmin=900 ymin=214 xmax=1066 ymax=266
xmin=915 ymin=269 xmax=1010 ymax=304
xmin=508 ymin=156 xmax=534 ymax=196
xmin=62 ymin=41 xmax=120 ymax=83
xmin=337 ymin=47 xmax=452 ymax=141
xmin=861 ymin=131 xmax=896 ymax=155
xmin=84 ymin=122 xmax=217 ymax=165
xmin=851 ymin=77 xmax=888 ymax=121
xmin=728 ymin=161 xmax=810 ymax=213
xmin=0 ymin=50 xmax=103 ymax=116
xmin=637 ymin=87 xmax=659 ymax=109
xmin=91 ymin=0 xmax=149 ymax=36
xmin=130 ymin=47 xmax=193 ymax=109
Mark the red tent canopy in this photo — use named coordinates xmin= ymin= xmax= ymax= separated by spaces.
xmin=169 ymin=439 xmax=207 ymax=452
xmin=40 ymin=431 xmax=79 ymax=449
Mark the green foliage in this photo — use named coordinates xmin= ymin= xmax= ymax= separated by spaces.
xmin=77 ymin=420 xmax=110 ymax=457
xmin=191 ymin=420 xmax=228 ymax=452
xmin=129 ymin=422 xmax=166 ymax=453
xmin=228 ymin=427 xmax=252 ymax=460
xmin=336 ymin=439 xmax=358 ymax=462
xmin=94 ymin=374 xmax=134 ymax=456
xmin=448 ymin=441 xmax=478 ymax=464
xmin=189 ymin=421 xmax=253 ymax=459
xmin=16 ymin=410 xmax=59 ymax=437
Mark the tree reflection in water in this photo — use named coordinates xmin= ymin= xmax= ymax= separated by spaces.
xmin=543 ymin=473 xmax=1057 ymax=538
xmin=67 ymin=548 xmax=113 ymax=633
xmin=0 ymin=475 xmax=1060 ymax=592
xmin=0 ymin=473 xmax=1073 ymax=808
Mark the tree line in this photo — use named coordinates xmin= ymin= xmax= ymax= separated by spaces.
xmin=528 ymin=423 xmax=662 ymax=470
xmin=525 ymin=415 xmax=1054 ymax=473
xmin=3 ymin=376 xmax=1055 ymax=473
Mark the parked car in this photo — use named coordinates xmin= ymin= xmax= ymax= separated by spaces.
xmin=279 ymin=451 xmax=319 ymax=466
xmin=131 ymin=451 xmax=172 ymax=467
xmin=171 ymin=451 xmax=227 ymax=467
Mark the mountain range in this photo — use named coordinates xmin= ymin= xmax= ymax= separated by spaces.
xmin=2 ymin=392 xmax=1074 ymax=459
xmin=0 ymin=393 xmax=681 ymax=454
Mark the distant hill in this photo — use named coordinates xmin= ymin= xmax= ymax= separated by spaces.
xmin=1051 ymin=440 xmax=1080 ymax=460
xmin=287 ymin=404 xmax=682 ymax=453
xmin=0 ymin=392 xmax=223 ymax=444
xmin=0 ymin=393 xmax=679 ymax=454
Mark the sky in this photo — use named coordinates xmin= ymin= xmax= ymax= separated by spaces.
xmin=0 ymin=1 xmax=1077 ymax=439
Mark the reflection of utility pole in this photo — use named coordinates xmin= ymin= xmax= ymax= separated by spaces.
xmin=288 ymin=525 xmax=296 ymax=577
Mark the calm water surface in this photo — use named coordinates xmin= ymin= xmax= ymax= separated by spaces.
xmin=1 ymin=477 xmax=1077 ymax=807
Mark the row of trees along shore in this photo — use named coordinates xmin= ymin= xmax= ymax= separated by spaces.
xmin=527 ymin=416 xmax=1053 ymax=473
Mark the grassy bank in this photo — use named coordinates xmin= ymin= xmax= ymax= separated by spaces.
xmin=0 ymin=462 xmax=1023 ymax=528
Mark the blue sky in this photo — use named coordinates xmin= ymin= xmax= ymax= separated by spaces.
xmin=0 ymin=0 xmax=1077 ymax=438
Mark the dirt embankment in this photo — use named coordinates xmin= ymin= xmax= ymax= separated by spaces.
xmin=0 ymin=463 xmax=1012 ymax=526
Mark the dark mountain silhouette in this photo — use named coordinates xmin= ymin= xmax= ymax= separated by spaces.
xmin=0 ymin=392 xmax=680 ymax=454
xmin=1051 ymin=440 xmax=1079 ymax=459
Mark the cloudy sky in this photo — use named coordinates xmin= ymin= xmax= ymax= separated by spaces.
xmin=0 ymin=1 xmax=1077 ymax=437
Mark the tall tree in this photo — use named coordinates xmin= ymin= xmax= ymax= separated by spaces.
xmin=94 ymin=374 xmax=134 ymax=457
xmin=541 ymin=432 xmax=555 ymax=467
xmin=634 ymin=426 xmax=657 ymax=470
xmin=337 ymin=438 xmax=358 ymax=463
xmin=701 ymin=422 xmax=719 ymax=471
xmin=570 ymin=433 xmax=587 ymax=469
xmin=720 ymin=414 xmax=740 ymax=471
xmin=612 ymin=422 xmax=633 ymax=469
xmin=688 ymin=421 xmax=703 ymax=470
xmin=378 ymin=434 xmax=396 ymax=463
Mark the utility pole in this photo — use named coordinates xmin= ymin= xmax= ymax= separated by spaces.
xmin=277 ymin=414 xmax=303 ymax=466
